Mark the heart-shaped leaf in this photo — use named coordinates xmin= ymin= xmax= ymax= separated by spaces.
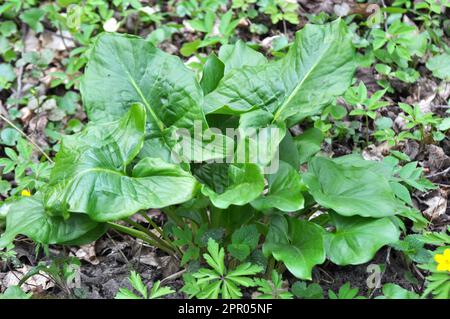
xmin=251 ymin=161 xmax=304 ymax=212
xmin=325 ymin=213 xmax=400 ymax=265
xmin=304 ymin=156 xmax=404 ymax=218
xmin=0 ymin=197 xmax=102 ymax=248
xmin=197 ymin=163 xmax=264 ymax=209
xmin=263 ymin=216 xmax=326 ymax=280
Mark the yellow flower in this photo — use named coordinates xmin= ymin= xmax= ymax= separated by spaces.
xmin=21 ymin=189 xmax=31 ymax=197
xmin=434 ymin=249 xmax=450 ymax=272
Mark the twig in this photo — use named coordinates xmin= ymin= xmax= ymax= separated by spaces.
xmin=427 ymin=166 xmax=450 ymax=178
xmin=14 ymin=23 xmax=27 ymax=109
xmin=106 ymin=232 xmax=129 ymax=264
xmin=0 ymin=113 xmax=54 ymax=163
xmin=160 ymin=269 xmax=186 ymax=284
xmin=380 ymin=0 xmax=388 ymax=32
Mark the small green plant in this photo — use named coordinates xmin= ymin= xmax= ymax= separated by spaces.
xmin=254 ymin=271 xmax=293 ymax=299
xmin=182 ymin=239 xmax=263 ymax=299
xmin=328 ymin=282 xmax=366 ymax=299
xmin=14 ymin=256 xmax=81 ymax=298
xmin=398 ymin=103 xmax=443 ymax=142
xmin=115 ymin=271 xmax=175 ymax=299
xmin=416 ymin=229 xmax=450 ymax=299
xmin=291 ymin=281 xmax=324 ymax=299
xmin=370 ymin=19 xmax=427 ymax=83
xmin=344 ymin=81 xmax=389 ymax=143
xmin=259 ymin=0 xmax=299 ymax=25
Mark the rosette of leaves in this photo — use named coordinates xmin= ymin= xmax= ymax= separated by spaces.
xmin=0 ymin=20 xmax=423 ymax=284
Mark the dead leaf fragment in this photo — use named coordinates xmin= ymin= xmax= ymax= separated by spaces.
xmin=2 ymin=265 xmax=54 ymax=292
xmin=74 ymin=243 xmax=99 ymax=265
xmin=423 ymin=190 xmax=448 ymax=221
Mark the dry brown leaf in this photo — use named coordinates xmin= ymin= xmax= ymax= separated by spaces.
xmin=74 ymin=243 xmax=99 ymax=265
xmin=426 ymin=145 xmax=450 ymax=172
xmin=40 ymin=31 xmax=75 ymax=51
xmin=423 ymin=190 xmax=448 ymax=221
xmin=2 ymin=265 xmax=54 ymax=292
xmin=160 ymin=256 xmax=180 ymax=278
xmin=140 ymin=252 xmax=161 ymax=267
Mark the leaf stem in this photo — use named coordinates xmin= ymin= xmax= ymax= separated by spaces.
xmin=107 ymin=222 xmax=176 ymax=256
xmin=124 ymin=218 xmax=177 ymax=254
xmin=0 ymin=113 xmax=54 ymax=163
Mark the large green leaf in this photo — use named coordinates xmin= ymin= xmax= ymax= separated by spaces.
xmin=50 ymin=104 xmax=199 ymax=222
xmin=197 ymin=163 xmax=264 ymax=209
xmin=80 ymin=33 xmax=228 ymax=163
xmin=263 ymin=216 xmax=326 ymax=280
xmin=218 ymin=40 xmax=267 ymax=73
xmin=251 ymin=161 xmax=304 ymax=212
xmin=204 ymin=19 xmax=355 ymax=125
xmin=325 ymin=213 xmax=400 ymax=265
xmin=81 ymin=33 xmax=206 ymax=129
xmin=304 ymin=156 xmax=404 ymax=218
xmin=0 ymin=197 xmax=101 ymax=248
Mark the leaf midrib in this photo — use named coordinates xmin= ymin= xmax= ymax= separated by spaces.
xmin=272 ymin=36 xmax=333 ymax=123
xmin=125 ymin=70 xmax=165 ymax=132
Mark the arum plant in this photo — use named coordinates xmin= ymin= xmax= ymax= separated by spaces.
xmin=0 ymin=20 xmax=431 ymax=293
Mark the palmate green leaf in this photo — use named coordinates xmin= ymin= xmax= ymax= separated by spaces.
xmin=197 ymin=163 xmax=264 ymax=209
xmin=204 ymin=19 xmax=355 ymax=125
xmin=251 ymin=161 xmax=304 ymax=212
xmin=204 ymin=238 xmax=226 ymax=276
xmin=189 ymin=239 xmax=262 ymax=299
xmin=325 ymin=213 xmax=400 ymax=266
xmin=0 ymin=196 xmax=101 ymax=248
xmin=226 ymin=262 xmax=262 ymax=286
xmin=49 ymin=104 xmax=199 ymax=222
xmin=149 ymin=281 xmax=175 ymax=299
xmin=263 ymin=216 xmax=326 ymax=280
xmin=129 ymin=270 xmax=148 ymax=299
xmin=304 ymin=156 xmax=404 ymax=218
